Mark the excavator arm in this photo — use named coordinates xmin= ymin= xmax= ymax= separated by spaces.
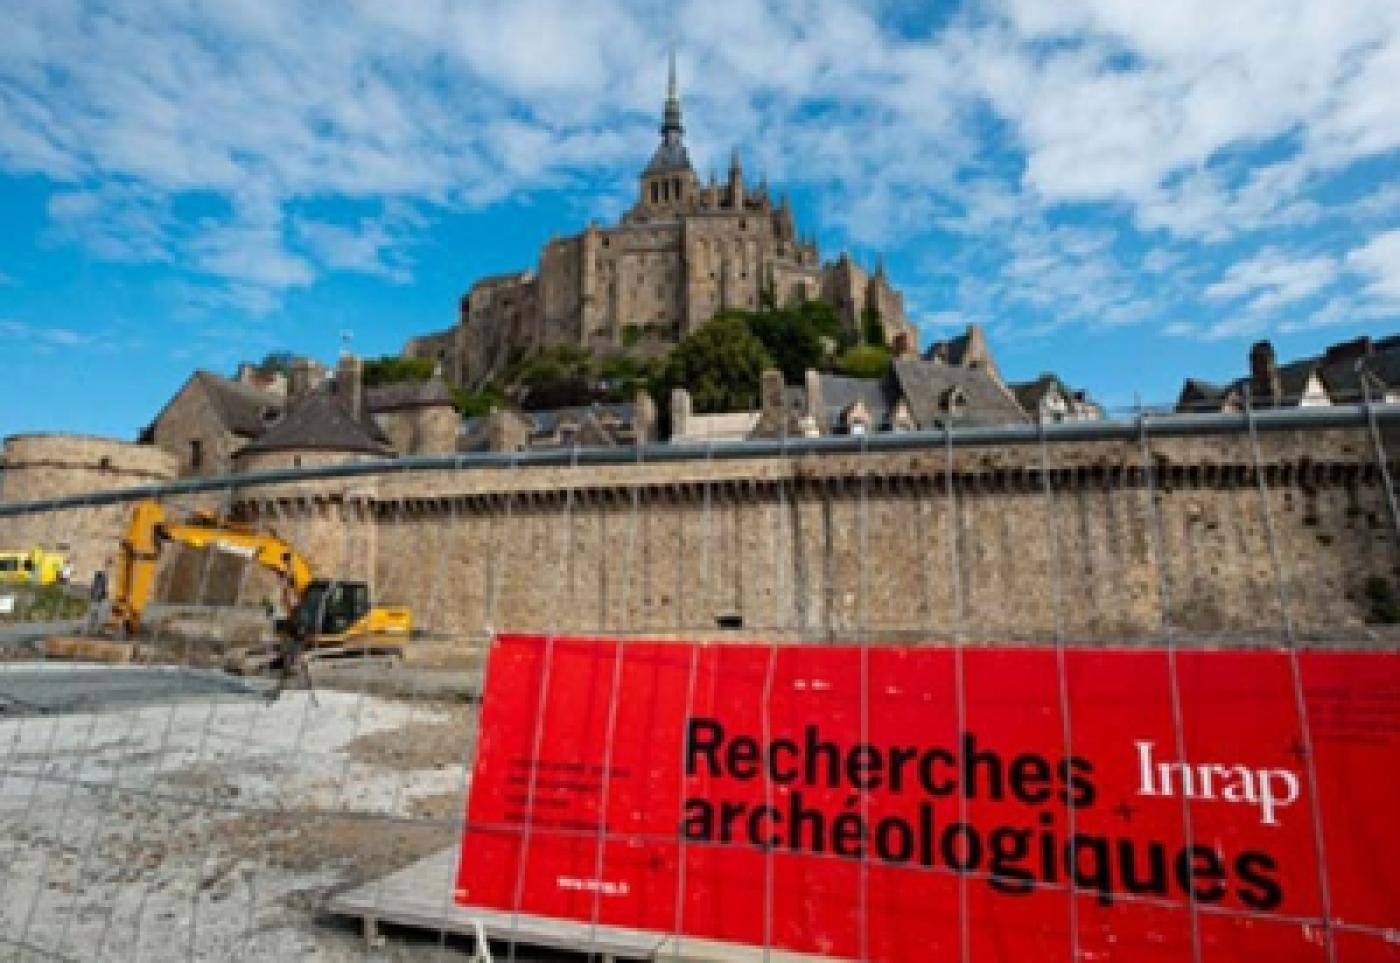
xmin=109 ymin=500 xmax=314 ymax=636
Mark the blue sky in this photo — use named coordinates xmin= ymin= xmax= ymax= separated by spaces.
xmin=1 ymin=0 xmax=1398 ymax=439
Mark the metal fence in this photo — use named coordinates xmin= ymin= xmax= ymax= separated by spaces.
xmin=0 ymin=405 xmax=1396 ymax=961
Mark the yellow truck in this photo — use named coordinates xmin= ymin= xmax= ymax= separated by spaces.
xmin=0 ymin=548 xmax=68 ymax=586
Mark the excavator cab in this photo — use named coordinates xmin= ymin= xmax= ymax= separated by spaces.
xmin=287 ymin=579 xmax=371 ymax=639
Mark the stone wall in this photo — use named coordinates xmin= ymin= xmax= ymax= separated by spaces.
xmin=6 ymin=423 xmax=1392 ymax=646
xmin=0 ymin=434 xmax=178 ymax=583
xmin=148 ymin=378 xmax=245 ymax=477
xmin=373 ymin=406 xmax=458 ymax=457
xmin=220 ymin=421 xmax=1399 ymax=645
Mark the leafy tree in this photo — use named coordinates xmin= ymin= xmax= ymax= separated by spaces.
xmin=835 ymin=344 xmax=892 ymax=380
xmin=597 ymin=353 xmax=661 ymax=402
xmin=451 ymin=385 xmax=507 ymax=418
xmin=744 ymin=308 xmax=826 ymax=384
xmin=362 ymin=355 xmax=436 ymax=387
xmin=514 ymin=345 xmax=592 ymax=386
xmin=659 ymin=315 xmax=773 ymax=413
xmin=515 ymin=345 xmax=596 ymax=409
xmin=257 ymin=351 xmax=296 ymax=375
xmin=794 ymin=299 xmax=844 ymax=340
xmin=861 ymin=306 xmax=885 ymax=347
xmin=704 ymin=299 xmax=849 ymax=384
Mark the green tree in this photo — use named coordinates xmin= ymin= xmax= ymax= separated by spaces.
xmin=516 ymin=345 xmax=596 ymax=409
xmin=451 ymin=385 xmax=507 ymax=418
xmin=861 ymin=307 xmax=885 ymax=347
xmin=597 ymin=353 xmax=662 ymax=402
xmin=257 ymin=351 xmax=296 ymax=375
xmin=660 ymin=315 xmax=773 ymax=413
xmin=835 ymin=344 xmax=892 ymax=379
xmin=743 ymin=308 xmax=826 ymax=384
xmin=362 ymin=355 xmax=436 ymax=387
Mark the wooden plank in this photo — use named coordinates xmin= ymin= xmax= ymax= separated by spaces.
xmin=43 ymin=635 xmax=135 ymax=663
xmin=328 ymin=848 xmax=837 ymax=962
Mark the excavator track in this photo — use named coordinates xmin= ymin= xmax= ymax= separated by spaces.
xmin=223 ymin=641 xmax=407 ymax=676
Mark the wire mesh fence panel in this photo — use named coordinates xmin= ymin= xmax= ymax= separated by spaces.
xmin=0 ymin=407 xmax=1396 ymax=961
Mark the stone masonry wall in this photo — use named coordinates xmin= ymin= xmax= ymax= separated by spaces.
xmin=0 ymin=435 xmax=178 ymax=584
xmin=223 ymin=422 xmax=1399 ymax=645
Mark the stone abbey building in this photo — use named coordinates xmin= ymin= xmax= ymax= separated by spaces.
xmin=405 ymin=54 xmax=917 ymax=387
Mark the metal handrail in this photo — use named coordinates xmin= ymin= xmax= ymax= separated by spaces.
xmin=0 ymin=403 xmax=1395 ymax=517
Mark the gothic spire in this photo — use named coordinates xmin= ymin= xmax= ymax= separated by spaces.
xmin=661 ymin=40 xmax=683 ymax=141
xmin=643 ymin=42 xmax=694 ymax=177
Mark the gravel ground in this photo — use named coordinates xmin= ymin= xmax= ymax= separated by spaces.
xmin=0 ymin=674 xmax=479 ymax=961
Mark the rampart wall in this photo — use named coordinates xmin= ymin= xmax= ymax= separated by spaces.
xmin=226 ymin=422 xmax=1400 ymax=645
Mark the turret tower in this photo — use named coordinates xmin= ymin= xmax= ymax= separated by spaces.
xmin=637 ymin=45 xmax=698 ymax=216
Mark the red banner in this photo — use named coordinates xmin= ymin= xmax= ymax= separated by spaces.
xmin=456 ymin=636 xmax=1400 ymax=961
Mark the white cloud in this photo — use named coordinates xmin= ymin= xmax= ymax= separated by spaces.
xmin=0 ymin=318 xmax=96 ymax=349
xmin=293 ymin=207 xmax=421 ymax=284
xmin=1204 ymin=248 xmax=1340 ymax=313
xmin=970 ymin=0 xmax=1400 ymax=238
xmin=1345 ymin=229 xmax=1400 ymax=306
xmin=0 ymin=0 xmax=1397 ymax=336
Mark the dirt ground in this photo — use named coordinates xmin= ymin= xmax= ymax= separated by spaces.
xmin=0 ymin=678 xmax=488 ymax=960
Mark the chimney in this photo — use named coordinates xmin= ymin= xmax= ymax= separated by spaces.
xmin=487 ymin=411 xmax=527 ymax=453
xmin=288 ymin=358 xmax=317 ymax=402
xmin=670 ymin=387 xmax=692 ymax=441
xmin=336 ymin=354 xmax=364 ymax=419
xmin=804 ymin=368 xmax=825 ymax=432
xmin=633 ymin=389 xmax=656 ymax=445
xmin=1249 ymin=340 xmax=1282 ymax=407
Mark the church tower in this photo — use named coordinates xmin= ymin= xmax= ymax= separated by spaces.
xmin=638 ymin=46 xmax=698 ymax=216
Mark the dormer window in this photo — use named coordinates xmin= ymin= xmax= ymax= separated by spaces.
xmin=941 ymin=387 xmax=968 ymax=416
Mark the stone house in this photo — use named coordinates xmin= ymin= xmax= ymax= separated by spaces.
xmin=143 ymin=371 xmax=287 ymax=477
xmin=146 ymin=355 xmax=457 ymax=475
xmin=460 ymin=395 xmax=657 ymax=453
xmin=745 ymin=324 xmax=1092 ymax=438
xmin=1009 ymin=373 xmax=1105 ymax=423
xmin=233 ymin=357 xmax=394 ymax=473
xmin=1176 ymin=336 xmax=1400 ymax=412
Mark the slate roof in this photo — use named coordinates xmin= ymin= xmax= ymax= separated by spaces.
xmin=528 ymin=403 xmax=636 ymax=435
xmin=813 ymin=374 xmax=895 ymax=431
xmin=193 ymin=371 xmax=283 ymax=437
xmin=644 ymin=138 xmax=694 ymax=176
xmin=1270 ymin=359 xmax=1324 ymax=402
xmin=1317 ymin=336 xmax=1400 ymax=402
xmin=1177 ymin=379 xmax=1237 ymax=412
xmin=927 ymin=330 xmax=972 ymax=365
xmin=239 ymin=383 xmax=392 ymax=455
xmin=891 ymin=359 xmax=1029 ymax=428
xmin=1177 ymin=334 xmax=1400 ymax=412
xmin=366 ymin=378 xmax=454 ymax=412
xmin=1009 ymin=373 xmax=1068 ymax=412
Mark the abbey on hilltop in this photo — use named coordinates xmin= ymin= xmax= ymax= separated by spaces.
xmin=405 ymin=52 xmax=917 ymax=387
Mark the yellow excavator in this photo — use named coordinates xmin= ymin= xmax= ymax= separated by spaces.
xmin=62 ymin=499 xmax=411 ymax=673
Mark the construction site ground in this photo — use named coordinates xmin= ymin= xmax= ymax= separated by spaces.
xmin=0 ymin=651 xmax=537 ymax=961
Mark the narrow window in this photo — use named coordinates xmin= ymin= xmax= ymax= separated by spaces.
xmin=189 ymin=440 xmax=203 ymax=470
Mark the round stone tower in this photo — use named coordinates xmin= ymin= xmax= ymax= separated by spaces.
xmin=0 ymin=434 xmax=179 ymax=584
